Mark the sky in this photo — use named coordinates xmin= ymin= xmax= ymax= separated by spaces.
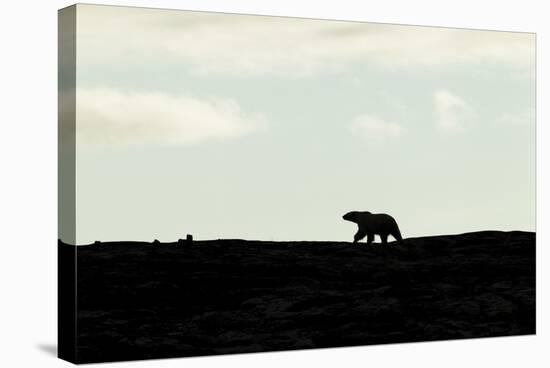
xmin=65 ymin=4 xmax=535 ymax=244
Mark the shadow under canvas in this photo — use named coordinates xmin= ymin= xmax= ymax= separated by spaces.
xmin=37 ymin=344 xmax=57 ymax=357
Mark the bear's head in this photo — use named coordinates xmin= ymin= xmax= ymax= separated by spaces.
xmin=342 ymin=211 xmax=359 ymax=222
xmin=343 ymin=211 xmax=372 ymax=223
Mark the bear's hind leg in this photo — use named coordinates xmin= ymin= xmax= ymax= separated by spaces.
xmin=380 ymin=234 xmax=388 ymax=245
xmin=391 ymin=228 xmax=404 ymax=245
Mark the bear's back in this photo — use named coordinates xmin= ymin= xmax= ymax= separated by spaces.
xmin=366 ymin=212 xmax=398 ymax=232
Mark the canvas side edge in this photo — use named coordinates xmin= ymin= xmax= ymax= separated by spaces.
xmin=58 ymin=4 xmax=78 ymax=364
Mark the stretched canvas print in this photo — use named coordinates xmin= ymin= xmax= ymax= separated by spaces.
xmin=58 ymin=4 xmax=536 ymax=364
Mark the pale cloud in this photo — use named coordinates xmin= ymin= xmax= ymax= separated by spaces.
xmin=76 ymin=4 xmax=535 ymax=77
xmin=496 ymin=109 xmax=535 ymax=126
xmin=350 ymin=114 xmax=404 ymax=143
xmin=433 ymin=89 xmax=476 ymax=133
xmin=76 ymin=88 xmax=267 ymax=146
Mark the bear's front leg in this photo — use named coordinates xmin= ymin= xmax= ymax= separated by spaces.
xmin=353 ymin=227 xmax=367 ymax=243
xmin=366 ymin=233 xmax=375 ymax=245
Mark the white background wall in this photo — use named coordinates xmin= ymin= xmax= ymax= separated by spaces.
xmin=0 ymin=0 xmax=547 ymax=367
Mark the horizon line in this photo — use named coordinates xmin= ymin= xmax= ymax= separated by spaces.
xmin=58 ymin=229 xmax=535 ymax=246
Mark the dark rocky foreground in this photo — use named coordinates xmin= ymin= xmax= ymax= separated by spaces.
xmin=59 ymin=231 xmax=535 ymax=363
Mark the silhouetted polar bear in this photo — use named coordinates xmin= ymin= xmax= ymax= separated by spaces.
xmin=343 ymin=211 xmax=404 ymax=245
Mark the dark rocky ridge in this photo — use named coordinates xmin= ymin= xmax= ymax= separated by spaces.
xmin=59 ymin=231 xmax=535 ymax=363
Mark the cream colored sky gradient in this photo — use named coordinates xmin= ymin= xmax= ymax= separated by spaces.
xmin=68 ymin=4 xmax=535 ymax=244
